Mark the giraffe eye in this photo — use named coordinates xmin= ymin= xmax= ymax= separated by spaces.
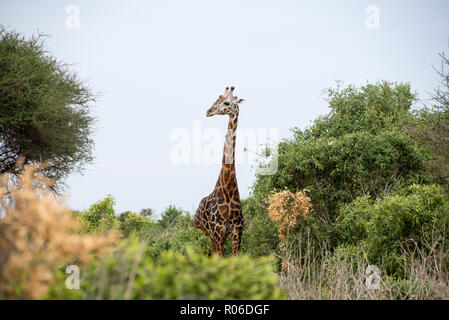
xmin=223 ymin=101 xmax=230 ymax=106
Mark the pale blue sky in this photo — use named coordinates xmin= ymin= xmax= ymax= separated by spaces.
xmin=1 ymin=0 xmax=448 ymax=217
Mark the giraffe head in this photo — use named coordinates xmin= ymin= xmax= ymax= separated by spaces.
xmin=206 ymin=87 xmax=245 ymax=117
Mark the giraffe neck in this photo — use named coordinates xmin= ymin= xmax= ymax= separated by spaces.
xmin=217 ymin=112 xmax=239 ymax=190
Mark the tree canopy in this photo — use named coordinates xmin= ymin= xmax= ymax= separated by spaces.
xmin=0 ymin=27 xmax=96 ymax=186
xmin=253 ymin=81 xmax=429 ymax=224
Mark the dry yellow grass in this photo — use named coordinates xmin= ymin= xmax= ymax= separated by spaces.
xmin=0 ymin=162 xmax=118 ymax=299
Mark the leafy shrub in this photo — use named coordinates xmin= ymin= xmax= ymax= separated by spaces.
xmin=325 ymin=244 xmax=366 ymax=271
xmin=117 ymin=211 xmax=152 ymax=237
xmin=78 ymin=194 xmax=117 ymax=233
xmin=158 ymin=205 xmax=184 ymax=228
xmin=250 ymin=82 xmax=432 ymax=256
xmin=144 ymin=248 xmax=283 ymax=299
xmin=144 ymin=212 xmax=210 ymax=259
xmin=47 ymin=239 xmax=284 ymax=300
xmin=254 ymin=130 xmax=428 ymax=225
xmin=337 ymin=184 xmax=449 ymax=275
xmin=240 ymin=198 xmax=280 ymax=258
xmin=305 ymin=81 xmax=416 ymax=139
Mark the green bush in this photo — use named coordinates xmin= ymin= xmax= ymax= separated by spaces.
xmin=326 ymin=244 xmax=367 ymax=272
xmin=240 ymin=198 xmax=280 ymax=257
xmin=337 ymin=184 xmax=449 ymax=275
xmin=143 ymin=248 xmax=283 ymax=299
xmin=305 ymin=81 xmax=416 ymax=139
xmin=118 ymin=211 xmax=152 ymax=237
xmin=144 ymin=213 xmax=210 ymax=259
xmin=47 ymin=239 xmax=284 ymax=300
xmin=78 ymin=194 xmax=117 ymax=233
xmin=254 ymin=130 xmax=428 ymax=225
xmin=158 ymin=205 xmax=184 ymax=228
xmin=250 ymin=82 xmax=432 ymax=255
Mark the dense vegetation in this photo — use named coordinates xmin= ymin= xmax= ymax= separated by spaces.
xmin=1 ymin=27 xmax=449 ymax=299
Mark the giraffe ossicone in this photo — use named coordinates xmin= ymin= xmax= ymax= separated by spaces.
xmin=194 ymin=86 xmax=245 ymax=256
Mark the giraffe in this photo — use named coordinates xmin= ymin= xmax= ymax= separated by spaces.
xmin=194 ymin=86 xmax=245 ymax=256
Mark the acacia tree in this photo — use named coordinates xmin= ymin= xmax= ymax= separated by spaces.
xmin=0 ymin=27 xmax=96 ymax=186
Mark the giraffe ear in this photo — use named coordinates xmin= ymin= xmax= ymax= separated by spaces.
xmin=237 ymin=98 xmax=245 ymax=104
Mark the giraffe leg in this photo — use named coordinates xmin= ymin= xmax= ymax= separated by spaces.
xmin=219 ymin=231 xmax=229 ymax=257
xmin=231 ymin=225 xmax=243 ymax=256
xmin=209 ymin=238 xmax=220 ymax=256
xmin=216 ymin=244 xmax=224 ymax=257
xmin=212 ymin=233 xmax=224 ymax=257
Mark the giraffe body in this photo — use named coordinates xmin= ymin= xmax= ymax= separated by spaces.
xmin=194 ymin=87 xmax=245 ymax=256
